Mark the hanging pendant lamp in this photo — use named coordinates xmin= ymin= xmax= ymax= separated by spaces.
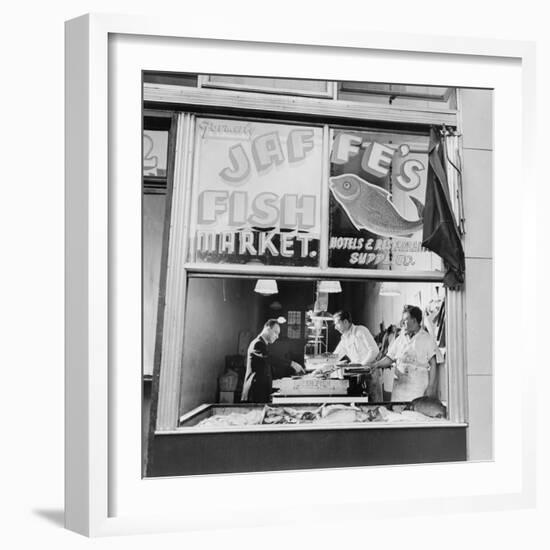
xmin=317 ymin=280 xmax=342 ymax=293
xmin=254 ymin=279 xmax=278 ymax=295
xmin=379 ymin=281 xmax=401 ymax=296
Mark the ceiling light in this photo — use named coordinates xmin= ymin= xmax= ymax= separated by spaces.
xmin=317 ymin=280 xmax=342 ymax=293
xmin=254 ymin=279 xmax=278 ymax=295
xmin=379 ymin=281 xmax=401 ymax=297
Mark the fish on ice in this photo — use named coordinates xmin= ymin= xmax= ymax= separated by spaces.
xmin=406 ymin=396 xmax=447 ymax=418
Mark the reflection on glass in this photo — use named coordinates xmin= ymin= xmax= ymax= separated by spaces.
xmin=143 ymin=130 xmax=169 ymax=177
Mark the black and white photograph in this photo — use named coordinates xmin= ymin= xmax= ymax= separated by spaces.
xmin=142 ymin=74 xmax=492 ymax=477
xmin=3 ymin=0 xmax=547 ymax=545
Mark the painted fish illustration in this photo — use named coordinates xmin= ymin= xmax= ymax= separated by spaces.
xmin=329 ymin=173 xmax=424 ymax=238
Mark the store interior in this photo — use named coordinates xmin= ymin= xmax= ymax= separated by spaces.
xmin=177 ymin=276 xmax=446 ymax=416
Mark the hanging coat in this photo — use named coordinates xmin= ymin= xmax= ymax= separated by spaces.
xmin=422 ymin=128 xmax=465 ymax=288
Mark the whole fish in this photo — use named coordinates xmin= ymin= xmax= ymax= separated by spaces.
xmin=407 ymin=396 xmax=447 ymax=418
xmin=329 ymin=173 xmax=424 ymax=238
xmin=313 ymin=408 xmax=359 ymax=424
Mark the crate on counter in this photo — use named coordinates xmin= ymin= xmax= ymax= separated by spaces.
xmin=272 ymin=376 xmax=349 ymax=395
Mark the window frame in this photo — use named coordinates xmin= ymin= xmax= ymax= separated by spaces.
xmin=198 ymin=74 xmax=336 ymax=98
xmin=338 ymin=81 xmax=456 ymax=104
xmin=145 ymin=84 xmax=466 ymax=434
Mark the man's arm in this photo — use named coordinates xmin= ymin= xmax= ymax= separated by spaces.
xmin=249 ymin=339 xmax=268 ymax=374
xmin=370 ymin=331 xmax=400 ymax=369
xmin=290 ymin=361 xmax=305 ymax=374
xmin=370 ymin=355 xmax=394 ymax=369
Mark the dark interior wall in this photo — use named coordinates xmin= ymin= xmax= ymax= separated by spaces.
xmin=179 ymin=278 xmax=260 ymax=414
xmin=325 ymin=281 xmax=374 ymax=349
xmin=260 ymin=280 xmax=315 ymax=364
xmin=363 ymin=281 xmax=395 ymax=337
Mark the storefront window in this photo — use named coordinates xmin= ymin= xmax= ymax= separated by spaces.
xmin=178 ymin=276 xmax=447 ymax=427
xmin=142 ymin=74 xmax=476 ymax=478
xmin=169 ymin=116 xmax=450 ymax=428
xmin=142 ymin=115 xmax=173 ymax=377
xmin=329 ymin=128 xmax=442 ymax=272
xmin=187 ymin=118 xmax=324 ymax=266
xmin=337 ymin=82 xmax=457 ymax=109
xmin=143 ymin=129 xmax=169 ymax=178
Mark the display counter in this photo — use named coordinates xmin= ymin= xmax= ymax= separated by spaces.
xmin=272 ymin=376 xmax=349 ymax=397
xmin=146 ymin=403 xmax=467 ymax=477
xmin=271 ymin=364 xmax=374 ymax=404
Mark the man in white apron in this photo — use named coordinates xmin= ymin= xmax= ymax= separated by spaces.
xmin=369 ymin=305 xmax=442 ymax=401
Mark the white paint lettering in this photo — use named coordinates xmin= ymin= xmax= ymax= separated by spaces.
xmin=252 ymin=132 xmax=285 ymax=171
xmin=331 ymin=133 xmax=362 ymax=164
xmin=280 ymin=194 xmax=316 ymax=229
xmin=219 ymin=144 xmax=250 ymax=184
xmin=198 ymin=191 xmax=228 ymax=223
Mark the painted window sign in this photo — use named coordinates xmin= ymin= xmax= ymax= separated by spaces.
xmin=329 ymin=130 xmax=442 ymax=272
xmin=143 ymin=130 xmax=169 ymax=177
xmin=189 ymin=118 xmax=323 ymax=266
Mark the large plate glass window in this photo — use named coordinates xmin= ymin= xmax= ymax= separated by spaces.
xmin=142 ymin=114 xmax=173 ymax=376
xmin=188 ymin=118 xmax=324 ymax=266
xmin=328 ymin=128 xmax=443 ymax=273
xmin=143 ymin=129 xmax=169 ymax=178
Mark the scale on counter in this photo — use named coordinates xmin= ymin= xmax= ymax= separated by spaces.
xmin=304 ymin=309 xmax=332 ymax=356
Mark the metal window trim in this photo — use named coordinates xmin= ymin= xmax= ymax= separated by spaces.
xmin=152 ymin=104 xmax=463 ymax=433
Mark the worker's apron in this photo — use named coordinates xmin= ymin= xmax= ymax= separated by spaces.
xmin=391 ymin=363 xmax=430 ymax=401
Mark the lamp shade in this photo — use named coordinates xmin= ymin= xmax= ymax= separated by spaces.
xmin=317 ymin=280 xmax=342 ymax=293
xmin=379 ymin=281 xmax=401 ymax=296
xmin=254 ymin=279 xmax=278 ymax=295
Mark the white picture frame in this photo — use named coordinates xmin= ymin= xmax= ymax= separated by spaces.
xmin=65 ymin=13 xmax=536 ymax=537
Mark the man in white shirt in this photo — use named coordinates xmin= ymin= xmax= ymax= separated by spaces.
xmin=311 ymin=310 xmax=378 ymax=398
xmin=332 ymin=310 xmax=379 ymax=365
